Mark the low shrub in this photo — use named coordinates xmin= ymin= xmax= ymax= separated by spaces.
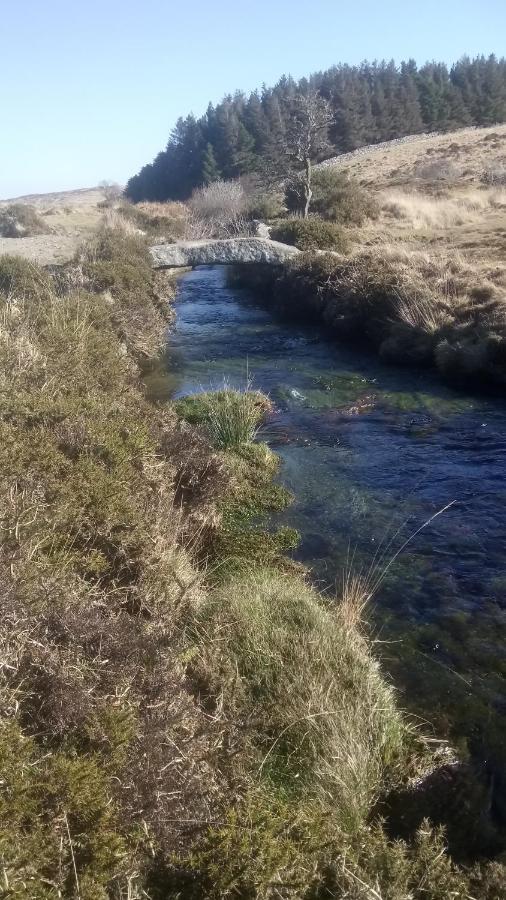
xmin=188 ymin=179 xmax=251 ymax=237
xmin=270 ymin=218 xmax=348 ymax=252
xmin=0 ymin=253 xmax=52 ymax=300
xmin=413 ymin=158 xmax=461 ymax=187
xmin=0 ymin=203 xmax=50 ymax=237
xmin=190 ymin=799 xmax=471 ymax=900
xmin=246 ymin=189 xmax=285 ymax=220
xmin=79 ymin=224 xmax=170 ymax=358
xmin=285 ymin=169 xmax=378 ymax=224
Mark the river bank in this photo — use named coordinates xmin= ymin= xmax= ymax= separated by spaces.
xmin=227 ymin=247 xmax=506 ymax=392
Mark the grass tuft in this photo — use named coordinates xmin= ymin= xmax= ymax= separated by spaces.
xmin=175 ymin=385 xmax=271 ymax=450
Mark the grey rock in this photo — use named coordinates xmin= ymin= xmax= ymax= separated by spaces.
xmin=150 ymin=237 xmax=298 ymax=268
xmin=252 ymin=220 xmax=271 ymax=239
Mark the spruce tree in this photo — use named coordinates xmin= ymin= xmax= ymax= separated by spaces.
xmin=201 ymin=143 xmax=221 ymax=184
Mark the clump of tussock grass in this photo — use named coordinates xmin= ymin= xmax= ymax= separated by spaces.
xmin=264 ymin=244 xmax=506 ymax=387
xmin=100 ymin=206 xmax=142 ymax=235
xmin=176 ymin=384 xmax=271 ymax=450
xmin=0 ymin=253 xmax=53 ymax=301
xmin=119 ymin=198 xmax=189 ymax=240
xmin=184 ymin=569 xmax=485 ymax=898
xmin=191 ymin=568 xmax=406 ymax=829
xmin=176 ymin=388 xmax=298 ymax=575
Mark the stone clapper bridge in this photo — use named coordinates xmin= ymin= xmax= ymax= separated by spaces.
xmin=149 ymin=236 xmax=299 ymax=268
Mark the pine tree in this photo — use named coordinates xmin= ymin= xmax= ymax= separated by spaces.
xmin=244 ymin=91 xmax=271 ymax=153
xmin=231 ymin=123 xmax=256 ymax=175
xmin=399 ymin=60 xmax=424 ymax=134
xmin=201 ymin=143 xmax=221 ymax=185
xmin=481 ymin=54 xmax=506 ymax=125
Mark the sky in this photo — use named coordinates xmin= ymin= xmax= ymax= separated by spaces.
xmin=1 ymin=0 xmax=505 ymax=198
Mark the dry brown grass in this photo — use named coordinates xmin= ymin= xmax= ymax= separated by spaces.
xmin=135 ymin=199 xmax=187 ymax=221
xmin=317 ymin=124 xmax=506 ymax=271
xmin=317 ymin=129 xmax=506 ymax=377
xmin=380 ymin=186 xmax=506 ymax=231
xmin=100 ymin=207 xmax=141 ymax=235
xmin=318 ymin=124 xmax=506 ymax=191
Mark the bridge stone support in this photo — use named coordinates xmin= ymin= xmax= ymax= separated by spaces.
xmin=149 ymin=237 xmax=299 ymax=268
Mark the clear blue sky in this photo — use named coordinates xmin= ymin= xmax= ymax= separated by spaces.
xmin=1 ymin=0 xmax=505 ymax=198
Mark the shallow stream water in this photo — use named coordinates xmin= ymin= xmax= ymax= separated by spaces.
xmin=156 ymin=266 xmax=506 ymax=782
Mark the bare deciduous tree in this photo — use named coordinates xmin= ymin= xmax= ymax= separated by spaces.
xmin=99 ymin=180 xmax=123 ymax=204
xmin=283 ymin=91 xmax=334 ymax=218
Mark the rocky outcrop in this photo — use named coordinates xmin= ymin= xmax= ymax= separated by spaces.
xmin=149 ymin=237 xmax=299 ymax=268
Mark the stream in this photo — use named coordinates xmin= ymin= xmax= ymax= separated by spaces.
xmin=153 ymin=265 xmax=506 ymax=790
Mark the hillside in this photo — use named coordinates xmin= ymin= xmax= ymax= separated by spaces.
xmin=0 ymin=187 xmax=109 ymax=264
xmin=322 ymin=123 xmax=506 ymax=265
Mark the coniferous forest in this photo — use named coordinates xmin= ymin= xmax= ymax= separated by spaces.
xmin=126 ymin=55 xmax=506 ymax=201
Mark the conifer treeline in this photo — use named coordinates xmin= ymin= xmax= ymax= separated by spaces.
xmin=126 ymin=55 xmax=506 ymax=201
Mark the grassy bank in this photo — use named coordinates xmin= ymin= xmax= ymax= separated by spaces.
xmin=0 ymin=219 xmax=502 ymax=898
xmin=230 ymin=244 xmax=506 ymax=390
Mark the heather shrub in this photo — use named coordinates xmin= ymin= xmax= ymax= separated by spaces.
xmin=270 ymin=218 xmax=348 ymax=251
xmin=79 ymin=225 xmax=169 ymax=358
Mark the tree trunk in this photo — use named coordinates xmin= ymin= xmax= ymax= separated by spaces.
xmin=303 ymin=156 xmax=312 ymax=219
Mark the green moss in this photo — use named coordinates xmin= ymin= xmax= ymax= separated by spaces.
xmin=204 ymin=435 xmax=299 ymax=577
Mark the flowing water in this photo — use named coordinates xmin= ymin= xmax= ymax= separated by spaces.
xmin=154 ymin=265 xmax=506 ymax=785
